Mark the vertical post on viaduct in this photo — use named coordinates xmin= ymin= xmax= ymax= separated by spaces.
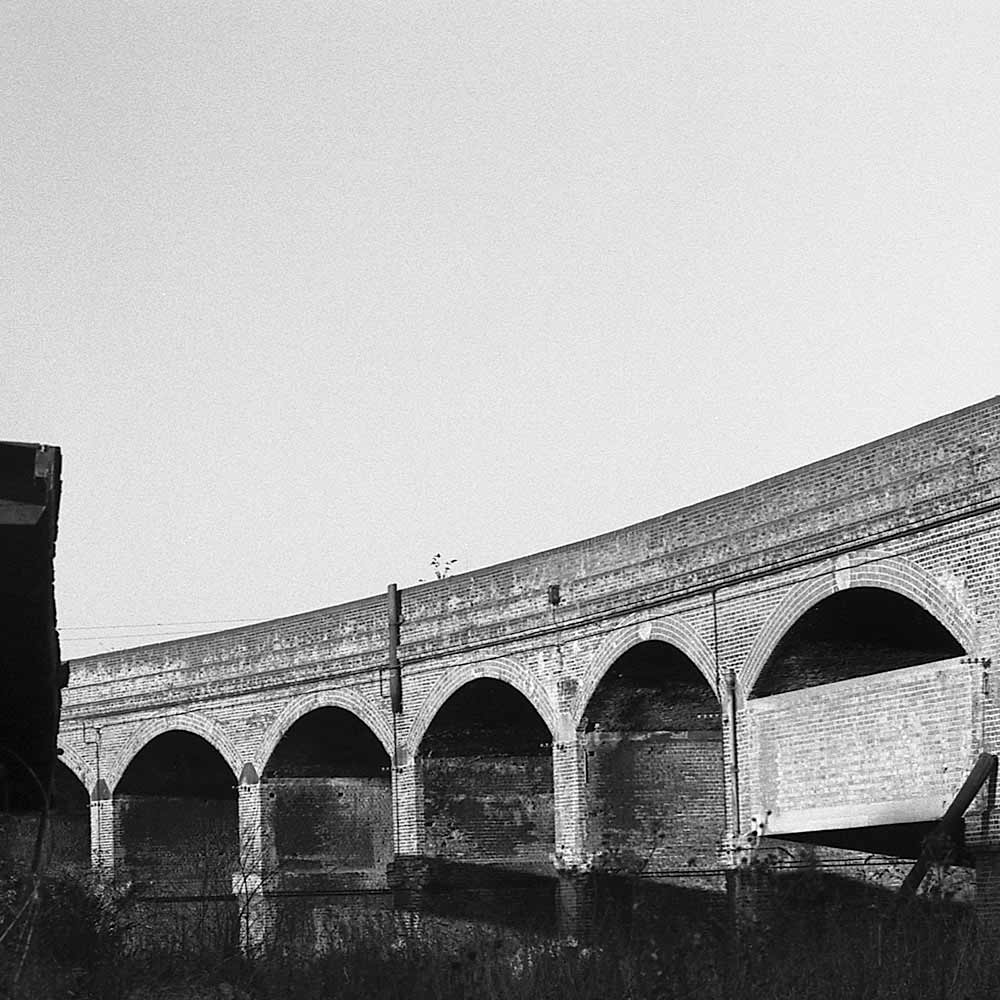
xmin=53 ymin=397 xmax=1000 ymax=943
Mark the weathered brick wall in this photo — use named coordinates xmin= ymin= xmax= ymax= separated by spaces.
xmin=576 ymin=638 xmax=725 ymax=874
xmin=414 ymin=676 xmax=555 ymax=873
xmin=252 ymin=704 xmax=395 ymax=890
xmin=584 ymin=731 xmax=725 ymax=872
xmin=52 ymin=397 xmax=1000 ymax=914
xmin=423 ymin=754 xmax=555 ymax=870
xmin=0 ymin=759 xmax=91 ymax=872
xmin=0 ymin=813 xmax=91 ymax=872
xmin=63 ymin=397 xmax=1000 ymax=734
xmin=725 ymin=529 xmax=998 ymax=834
xmin=264 ymin=776 xmax=392 ymax=878
xmin=115 ymin=795 xmax=238 ymax=895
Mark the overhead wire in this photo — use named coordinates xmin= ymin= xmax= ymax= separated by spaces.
xmin=60 ymin=618 xmax=263 ymax=630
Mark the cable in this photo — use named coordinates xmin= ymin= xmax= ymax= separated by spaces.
xmin=0 ymin=747 xmax=51 ymax=992
xmin=60 ymin=618 xmax=263 ymax=631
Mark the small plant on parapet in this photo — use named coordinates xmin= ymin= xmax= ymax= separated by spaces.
xmin=420 ymin=554 xmax=458 ymax=582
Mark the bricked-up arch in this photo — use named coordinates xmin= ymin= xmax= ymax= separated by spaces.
xmin=115 ymin=731 xmax=238 ymax=896
xmin=49 ymin=761 xmax=91 ymax=871
xmin=0 ymin=760 xmax=90 ymax=872
xmin=750 ymin=587 xmax=966 ymax=698
xmin=418 ymin=678 xmax=555 ymax=873
xmin=741 ymin=558 xmax=978 ymax=699
xmin=581 ymin=640 xmax=724 ymax=874
xmin=260 ymin=707 xmax=392 ymax=889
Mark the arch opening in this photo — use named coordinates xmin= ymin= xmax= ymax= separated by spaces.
xmin=115 ymin=731 xmax=238 ymax=895
xmin=49 ymin=760 xmax=91 ymax=871
xmin=582 ymin=640 xmax=724 ymax=876
xmin=752 ymin=587 xmax=966 ymax=698
xmin=261 ymin=707 xmax=392 ymax=888
xmin=0 ymin=760 xmax=89 ymax=872
xmin=418 ymin=678 xmax=554 ymax=873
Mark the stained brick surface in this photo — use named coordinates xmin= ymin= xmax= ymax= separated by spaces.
xmin=115 ymin=795 xmax=238 ymax=895
xmin=265 ymin=776 xmax=392 ymax=875
xmin=423 ymin=754 xmax=555 ymax=870
xmin=585 ymin=730 xmax=725 ymax=871
xmin=52 ymin=397 xmax=1000 ymax=922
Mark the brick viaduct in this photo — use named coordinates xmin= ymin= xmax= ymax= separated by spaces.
xmin=38 ymin=397 xmax=1000 ymax=937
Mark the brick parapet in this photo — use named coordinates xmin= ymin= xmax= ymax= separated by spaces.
xmin=64 ymin=399 xmax=1000 ymax=715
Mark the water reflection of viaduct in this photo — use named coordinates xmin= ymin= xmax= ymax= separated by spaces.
xmin=47 ymin=399 xmax=1000 ymax=935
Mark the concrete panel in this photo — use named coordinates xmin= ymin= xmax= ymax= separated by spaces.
xmin=746 ymin=657 xmax=978 ymax=835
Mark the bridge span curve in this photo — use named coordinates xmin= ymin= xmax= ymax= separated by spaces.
xmin=50 ymin=397 xmax=1000 ymax=935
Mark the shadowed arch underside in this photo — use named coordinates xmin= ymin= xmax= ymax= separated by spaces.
xmin=49 ymin=760 xmax=91 ymax=871
xmin=581 ymin=640 xmax=725 ymax=878
xmin=752 ymin=587 xmax=966 ymax=698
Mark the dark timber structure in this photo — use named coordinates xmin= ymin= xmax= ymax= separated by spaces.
xmin=0 ymin=441 xmax=64 ymax=869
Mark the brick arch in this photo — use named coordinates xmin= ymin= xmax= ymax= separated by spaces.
xmin=406 ymin=657 xmax=562 ymax=756
xmin=107 ymin=713 xmax=243 ymax=794
xmin=255 ymin=688 xmax=394 ymax=775
xmin=570 ymin=614 xmax=719 ymax=730
xmin=740 ymin=555 xmax=980 ymax=700
xmin=56 ymin=745 xmax=94 ymax=796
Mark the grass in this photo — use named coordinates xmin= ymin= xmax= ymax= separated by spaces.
xmin=2 ymin=862 xmax=999 ymax=999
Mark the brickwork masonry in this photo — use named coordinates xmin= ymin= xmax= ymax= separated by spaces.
xmin=55 ymin=397 xmax=1000 ymax=925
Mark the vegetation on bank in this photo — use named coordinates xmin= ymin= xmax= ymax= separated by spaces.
xmin=0 ymin=859 xmax=996 ymax=1000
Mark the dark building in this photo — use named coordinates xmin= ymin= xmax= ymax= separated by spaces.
xmin=0 ymin=441 xmax=63 ymax=816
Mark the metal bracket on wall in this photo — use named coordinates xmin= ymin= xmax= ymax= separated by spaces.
xmin=898 ymin=751 xmax=998 ymax=899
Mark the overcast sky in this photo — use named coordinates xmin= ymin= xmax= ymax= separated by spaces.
xmin=4 ymin=2 xmax=999 ymax=658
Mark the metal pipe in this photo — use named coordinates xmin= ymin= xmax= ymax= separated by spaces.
xmin=387 ymin=583 xmax=402 ymax=714
xmin=728 ymin=669 xmax=741 ymax=832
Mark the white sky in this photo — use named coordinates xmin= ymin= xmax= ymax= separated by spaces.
xmin=3 ymin=2 xmax=999 ymax=658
